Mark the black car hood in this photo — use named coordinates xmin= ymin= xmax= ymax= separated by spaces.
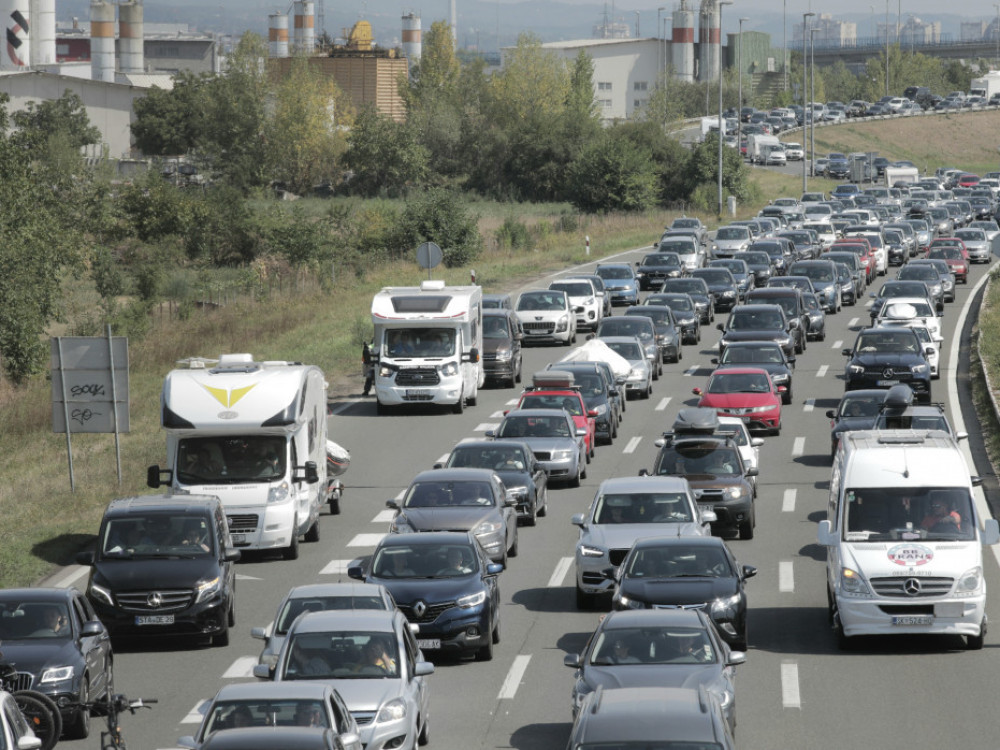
xmin=369 ymin=574 xmax=482 ymax=607
xmin=722 ymin=331 xmax=788 ymax=344
xmin=717 ymin=362 xmax=790 ymax=379
xmin=93 ymin=556 xmax=221 ymax=590
xmin=585 ymin=662 xmax=720 ymax=690
xmin=850 ymin=352 xmax=923 ymax=367
xmin=397 ymin=507 xmax=499 ymax=532
xmin=705 ymin=283 xmax=735 ymax=294
xmin=0 ymin=639 xmax=81 ymax=676
xmin=619 ymin=576 xmax=738 ymax=605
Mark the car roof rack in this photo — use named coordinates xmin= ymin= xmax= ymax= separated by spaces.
xmin=525 ymin=370 xmax=580 ymax=391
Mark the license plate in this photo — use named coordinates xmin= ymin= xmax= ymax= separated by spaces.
xmin=741 ymin=416 xmax=752 ymax=423
xmin=876 ymin=380 xmax=900 ymax=386
xmin=417 ymin=639 xmax=441 ymax=650
xmin=135 ymin=615 xmax=174 ymax=626
xmin=231 ymin=533 xmax=246 ymax=544
xmin=892 ymin=615 xmax=932 ymax=626
xmin=406 ymin=389 xmax=432 ymax=397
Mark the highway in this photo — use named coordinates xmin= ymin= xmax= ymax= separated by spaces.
xmin=50 ymin=236 xmax=999 ymax=750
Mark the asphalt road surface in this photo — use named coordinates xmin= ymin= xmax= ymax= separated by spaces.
xmin=49 ymin=236 xmax=1000 ymax=750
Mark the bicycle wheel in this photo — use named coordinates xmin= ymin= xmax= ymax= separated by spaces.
xmin=13 ymin=690 xmax=63 ymax=750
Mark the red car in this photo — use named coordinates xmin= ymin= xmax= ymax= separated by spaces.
xmin=692 ymin=367 xmax=782 ymax=436
xmin=958 ymin=173 xmax=981 ymax=188
xmin=927 ymin=239 xmax=970 ymax=284
xmin=513 ymin=371 xmax=597 ymax=460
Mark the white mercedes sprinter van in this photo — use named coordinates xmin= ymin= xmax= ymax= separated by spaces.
xmin=818 ymin=430 xmax=999 ymax=649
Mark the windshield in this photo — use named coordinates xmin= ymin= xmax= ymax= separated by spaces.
xmin=100 ymin=515 xmax=214 ymax=558
xmin=660 ymin=296 xmax=693 ymax=312
xmin=803 ymin=294 xmax=821 ymax=312
xmin=874 ymin=412 xmax=949 ymax=431
xmin=842 ymin=487 xmax=974 ymax=541
xmin=483 ymin=316 xmax=511 ymax=340
xmin=855 ymin=331 xmax=919 ymax=352
xmin=605 ymin=341 xmax=643 ymax=360
xmin=0 ymin=601 xmax=71 ymax=640
xmin=625 ymin=545 xmax=733 ymax=579
xmin=499 ymin=414 xmax=571 ymax=438
xmin=837 ymin=394 xmax=884 ymax=418
xmin=673 ymin=219 xmax=699 ymax=229
xmin=275 ymin=596 xmax=388 ymax=635
xmin=656 ymin=445 xmax=741 ymax=476
xmin=520 ymin=393 xmax=585 ymax=416
xmin=899 ymin=266 xmax=938 ymax=282
xmin=371 ymin=543 xmax=478 ymax=580
xmin=693 ymin=270 xmax=731 ymax=284
xmin=743 ymin=252 xmax=770 ymax=266
xmin=517 ymin=291 xmax=567 ymax=311
xmin=659 ymin=240 xmax=696 ymax=255
xmin=600 ymin=319 xmax=652 ymax=341
xmin=716 ymin=227 xmax=749 ymax=240
xmin=728 ymin=310 xmax=783 ymax=330
xmin=596 ymin=266 xmax=633 ymax=280
xmin=384 ymin=327 xmax=456 ymax=358
xmin=550 ymin=282 xmax=592 ymax=297
xmin=202 ymin=699 xmax=330 ymax=736
xmin=589 ymin=626 xmax=716 ymax=667
xmin=403 ymin=481 xmax=495 ymax=508
xmin=930 ymin=247 xmax=964 ymax=260
xmin=707 ymin=372 xmax=771 ymax=393
xmin=721 ymin=345 xmax=783 ymax=364
xmin=626 ymin=309 xmax=672 ymax=327
xmin=285 ymin=630 xmax=401 ymax=679
xmin=177 ymin=436 xmax=286 ymax=485
xmin=956 ymin=230 xmax=985 ymax=241
xmin=665 ymin=280 xmax=706 ymax=295
xmin=448 ymin=444 xmax=527 ymax=471
xmin=593 ymin=492 xmax=693 ymax=524
xmin=642 ymin=254 xmax=681 ymax=268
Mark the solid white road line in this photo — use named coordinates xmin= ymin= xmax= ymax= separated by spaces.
xmin=803 ymin=398 xmax=815 ymax=413
xmin=347 ymin=533 xmax=386 ymax=547
xmin=475 ymin=423 xmax=499 ymax=433
xmin=372 ymin=510 xmax=396 ymax=524
xmin=548 ymin=557 xmax=574 ymax=588
xmin=816 ymin=365 xmax=828 ymax=378
xmin=832 ymin=340 xmax=843 ymax=349
xmin=623 ymin=437 xmax=642 ymax=454
xmin=50 ymin=565 xmax=89 ymax=590
xmin=781 ymin=662 xmax=802 ymax=708
xmin=779 ymin=561 xmax=795 ymax=593
xmin=792 ymin=437 xmax=805 ymax=456
xmin=223 ymin=657 xmax=258 ymax=679
xmin=497 ymin=655 xmax=532 ymax=700
xmin=782 ymin=489 xmax=797 ymax=513
xmin=320 ymin=560 xmax=353 ymax=575
xmin=182 ymin=700 xmax=210 ymax=724
xmin=656 ymin=397 xmax=672 ymax=411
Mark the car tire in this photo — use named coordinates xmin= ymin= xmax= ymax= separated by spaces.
xmin=509 ymin=528 xmax=518 ymax=557
xmin=611 ymin=418 xmax=618 ymax=439
xmin=492 ymin=615 xmax=501 ymax=644
xmin=65 ymin=681 xmax=90 ymax=740
xmin=738 ymin=514 xmax=755 ymax=540
xmin=676 ymin=348 xmax=683 ymax=363
xmin=580 ymin=460 xmax=588 ymax=480
xmin=283 ymin=525 xmax=300 ymax=561
xmin=453 ymin=396 xmax=465 ymax=414
xmin=569 ymin=465 xmax=581 ymax=488
xmin=477 ymin=632 xmax=495 ymax=661
xmin=818 ymin=329 xmax=826 ymax=341
xmin=538 ymin=487 xmax=548 ymax=516
xmin=575 ymin=586 xmax=594 ymax=610
xmin=782 ymin=388 xmax=792 ymax=405
xmin=514 ymin=361 xmax=523 ymax=384
xmin=795 ymin=336 xmax=804 ymax=354
xmin=418 ymin=716 xmax=430 ymax=746
xmin=966 ymin=620 xmax=986 ymax=650
xmin=305 ymin=517 xmax=320 ymax=543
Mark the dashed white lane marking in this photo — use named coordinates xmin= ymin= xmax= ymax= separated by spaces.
xmin=782 ymin=489 xmax=797 ymax=513
xmin=849 ymin=317 xmax=859 ymax=327
xmin=223 ymin=657 xmax=258 ymax=679
xmin=373 ymin=510 xmax=396 ymax=524
xmin=476 ymin=423 xmax=499 ymax=432
xmin=505 ymin=399 xmax=519 ymax=406
xmin=792 ymin=437 xmax=805 ymax=456
xmin=684 ymin=365 xmax=700 ymax=376
xmin=457 ymin=437 xmax=481 ymax=444
xmin=548 ymin=557 xmax=573 ymax=588
xmin=816 ymin=365 xmax=828 ymax=378
xmin=781 ymin=662 xmax=802 ymax=708
xmin=320 ymin=560 xmax=353 ymax=575
xmin=779 ymin=561 xmax=795 ymax=593
xmin=832 ymin=340 xmax=843 ymax=349
xmin=803 ymin=398 xmax=815 ymax=413
xmin=436 ymin=453 xmax=450 ymax=465
xmin=235 ymin=573 xmax=261 ymax=581
xmin=182 ymin=700 xmax=210 ymax=724
xmin=498 ymin=655 xmax=532 ymax=700
xmin=491 ymin=411 xmax=506 ymax=418
xmin=656 ymin=397 xmax=672 ymax=411
xmin=624 ymin=437 xmax=642 ymax=454
xmin=347 ymin=533 xmax=386 ymax=547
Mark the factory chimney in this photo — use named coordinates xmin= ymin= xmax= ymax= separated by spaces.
xmin=119 ymin=0 xmax=144 ymax=74
xmin=89 ymin=0 xmax=115 ymax=82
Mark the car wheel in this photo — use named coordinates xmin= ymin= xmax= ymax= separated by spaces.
xmin=818 ymin=329 xmax=826 ymax=341
xmin=580 ymin=459 xmax=588 ymax=480
xmin=453 ymin=395 xmax=465 ymax=414
xmin=652 ymin=365 xmax=659 ymax=381
xmin=468 ymin=388 xmax=478 ymax=407
xmin=611 ymin=418 xmax=618 ymax=439
xmin=644 ymin=382 xmax=652 ymax=399
xmin=514 ymin=360 xmax=523 ymax=384
xmin=966 ymin=619 xmax=986 ymax=650
xmin=283 ymin=525 xmax=300 ymax=561
xmin=782 ymin=388 xmax=792 ymax=405
xmin=537 ymin=487 xmax=548 ymax=517
xmin=418 ymin=716 xmax=430 ymax=746
xmin=575 ymin=586 xmax=595 ymax=610
xmin=214 ymin=622 xmax=230 ymax=647
xmin=738 ymin=511 xmax=755 ymax=540
xmin=328 ymin=489 xmax=341 ymax=515
xmin=492 ymin=615 xmax=501 ymax=644
xmin=585 ymin=445 xmax=591 ymax=464
xmin=477 ymin=633 xmax=494 ymax=661
xmin=675 ymin=348 xmax=682 ymax=363
xmin=509 ymin=528 xmax=518 ymax=557
xmin=305 ymin=517 xmax=320 ymax=543
xmin=795 ymin=336 xmax=804 ymax=354
xmin=65 ymin=681 xmax=90 ymax=740
xmin=569 ymin=465 xmax=581 ymax=488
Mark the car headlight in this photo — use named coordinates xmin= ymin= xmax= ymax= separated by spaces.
xmin=710 ymin=593 xmax=741 ymax=619
xmin=474 ymin=520 xmax=502 ymax=536
xmin=457 ymin=590 xmax=487 ymax=608
xmin=848 ymin=364 xmax=864 ymax=375
xmin=748 ymin=405 xmax=774 ymax=413
xmin=771 ymin=373 xmax=789 ymax=383
xmin=592 ymin=403 xmax=608 ymax=416
xmin=645 ymin=344 xmax=657 ymax=358
xmin=552 ymin=449 xmax=575 ymax=460
xmin=618 ymin=595 xmax=645 ymax=610
xmin=391 ymin=516 xmax=413 ymax=533
xmin=556 ymin=315 xmax=569 ymax=332
xmin=89 ymin=582 xmax=114 ymax=606
xmin=39 ymin=666 xmax=74 ymax=684
xmin=585 ymin=297 xmax=595 ymax=306
xmin=955 ymin=566 xmax=984 ymax=596
xmin=267 ymin=482 xmax=290 ymax=504
xmin=912 ymin=364 xmax=928 ymax=374
xmin=494 ymin=349 xmax=512 ymax=362
xmin=440 ymin=361 xmax=459 ymax=377
xmin=195 ymin=575 xmax=221 ymax=604
xmin=725 ymin=486 xmax=746 ymax=499
xmin=630 ymin=367 xmax=645 ymax=378
xmin=379 ymin=365 xmax=394 ymax=377
xmin=579 ymin=545 xmax=605 ymax=558
xmin=840 ymin=567 xmax=871 ymax=597
xmin=376 ymin=698 xmax=407 ymax=724
xmin=712 ymin=244 xmax=719 ymax=251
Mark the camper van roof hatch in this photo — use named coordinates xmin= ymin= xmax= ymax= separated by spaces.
xmin=391 ymin=296 xmax=452 ymax=314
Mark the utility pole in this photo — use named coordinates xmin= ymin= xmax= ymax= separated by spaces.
xmin=718 ymin=0 xmax=733 ymax=218
xmin=802 ymin=11 xmax=814 ymax=194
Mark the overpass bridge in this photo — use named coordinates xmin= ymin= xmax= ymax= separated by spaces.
xmin=809 ymin=38 xmax=999 ymax=69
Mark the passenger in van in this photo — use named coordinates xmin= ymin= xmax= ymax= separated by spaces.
xmin=920 ymin=496 xmax=961 ymax=533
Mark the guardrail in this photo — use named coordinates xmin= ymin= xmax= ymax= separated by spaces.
xmin=977 ymin=272 xmax=1000 ymax=428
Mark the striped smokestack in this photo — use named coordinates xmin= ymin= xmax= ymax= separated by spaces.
xmin=2 ymin=0 xmax=30 ymax=70
xmin=90 ymin=0 xmax=115 ymax=82
xmin=119 ymin=0 xmax=144 ymax=74
xmin=269 ymin=13 xmax=289 ymax=58
xmin=29 ymin=0 xmax=55 ymax=66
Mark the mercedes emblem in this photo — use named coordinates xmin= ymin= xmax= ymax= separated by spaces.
xmin=903 ymin=578 xmax=922 ymax=596
xmin=147 ymin=592 xmax=163 ymax=608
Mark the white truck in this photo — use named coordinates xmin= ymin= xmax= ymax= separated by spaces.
xmin=371 ymin=280 xmax=484 ymax=415
xmin=147 ymin=354 xmax=329 ymax=560
xmin=969 ymin=70 xmax=1000 ymax=100
xmin=884 ymin=165 xmax=919 ymax=186
xmin=747 ymin=134 xmax=781 ymax=165
xmin=818 ymin=429 xmax=999 ymax=650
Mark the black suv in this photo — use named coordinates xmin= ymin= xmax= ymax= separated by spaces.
xmin=645 ymin=293 xmax=701 ymax=345
xmin=76 ymin=493 xmax=240 ymax=647
xmin=690 ymin=268 xmax=739 ymax=313
xmin=716 ymin=304 xmax=795 ymax=360
xmin=660 ymin=278 xmax=714 ymax=324
xmin=842 ymin=327 xmax=932 ymax=402
xmin=643 ymin=411 xmax=758 ymax=539
xmin=548 ymin=361 xmax=620 ymax=444
xmin=744 ymin=287 xmax=809 ymax=354
xmin=635 ymin=252 xmax=685 ymax=291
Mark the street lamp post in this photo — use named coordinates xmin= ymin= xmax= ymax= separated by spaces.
xmin=994 ymin=4 xmax=999 ymax=69
xmin=738 ymin=17 xmax=748 ymax=153
xmin=810 ymin=27 xmax=818 ymax=176
xmin=802 ymin=11 xmax=814 ymax=194
xmin=783 ymin=0 xmax=787 ymax=91
xmin=885 ymin=0 xmax=890 ymax=98
xmin=718 ymin=0 xmax=733 ymax=218
xmin=657 ymin=6 xmax=666 ymax=77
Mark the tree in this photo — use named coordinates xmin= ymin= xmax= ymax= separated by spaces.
xmin=10 ymin=90 xmax=100 ymax=153
xmin=399 ymin=189 xmax=481 ymax=267
xmin=131 ymin=72 xmax=210 ymax=156
xmin=269 ymin=57 xmax=353 ymax=194
xmin=566 ymin=130 xmax=658 ymax=213
xmin=404 ymin=21 xmax=460 ymax=108
xmin=342 ymin=107 xmax=428 ymax=197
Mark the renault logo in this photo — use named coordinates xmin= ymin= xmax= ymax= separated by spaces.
xmin=903 ymin=578 xmax=922 ymax=596
xmin=413 ymin=600 xmax=427 ymax=617
xmin=147 ymin=592 xmax=163 ymax=608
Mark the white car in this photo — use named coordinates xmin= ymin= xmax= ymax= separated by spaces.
xmin=874 ymin=297 xmax=942 ymax=342
xmin=717 ymin=416 xmax=764 ymax=491
xmin=783 ymin=142 xmax=804 ymax=160
xmin=515 ymin=289 xmax=577 ymax=346
xmin=712 ymin=225 xmax=752 ymax=258
xmin=764 ymin=147 xmax=787 ymax=166
xmin=970 ymin=219 xmax=1000 ymax=244
xmin=802 ymin=221 xmax=836 ymax=249
xmin=910 ymin=325 xmax=943 ymax=379
xmin=550 ymin=278 xmax=603 ymax=332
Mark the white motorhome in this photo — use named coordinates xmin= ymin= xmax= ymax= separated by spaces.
xmin=818 ymin=430 xmax=999 ymax=650
xmin=371 ymin=280 xmax=484 ymax=414
xmin=147 ymin=354 xmax=329 ymax=560
xmin=747 ymin=134 xmax=781 ymax=165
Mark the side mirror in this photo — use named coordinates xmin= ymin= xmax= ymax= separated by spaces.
xmin=347 ymin=564 xmax=365 ymax=580
xmin=576 ymin=428 xmax=588 ymax=437
xmin=147 ymin=464 xmax=170 ymax=489
xmin=251 ymin=664 xmax=271 ymax=679
xmin=414 ymin=661 xmax=435 ymax=677
xmin=250 ymin=626 xmax=268 ymax=641
xmin=386 ymin=499 xmax=400 ymax=510
xmin=710 ymin=357 xmax=719 ymax=364
xmin=485 ymin=430 xmax=496 ymax=438
xmin=746 ymin=467 xmax=759 ymax=477
xmin=587 ymin=409 xmax=599 ymax=418
xmin=842 ymin=348 xmax=852 ymax=356
xmin=956 ymin=431 xmax=968 ymax=441
xmin=432 ymin=462 xmax=444 ymax=469
xmin=700 ymin=508 xmax=718 ymax=524
xmin=81 ymin=620 xmax=106 ymax=637
xmin=817 ymin=519 xmax=836 ymax=546
xmin=75 ymin=550 xmax=95 ymax=566
xmin=692 ymin=387 xmax=703 ymax=396
xmin=295 ymin=461 xmax=319 ymax=484
xmin=224 ymin=547 xmax=241 ymax=562
xmin=486 ymin=563 xmax=504 ymax=576
xmin=465 ymin=347 xmax=480 ymax=363
xmin=825 ymin=409 xmax=836 ymax=418
xmin=743 ymin=564 xmax=758 ymax=579
xmin=564 ymin=653 xmax=582 ymax=669
xmin=716 ymin=323 xmax=725 ymax=331
xmin=751 ymin=437 xmax=764 ymax=447
xmin=570 ymin=513 xmax=587 ymax=528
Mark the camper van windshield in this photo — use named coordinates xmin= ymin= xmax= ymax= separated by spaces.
xmin=177 ymin=436 xmax=287 ymax=484
xmin=843 ymin=487 xmax=974 ymax=541
xmin=385 ymin=328 xmax=456 ymax=358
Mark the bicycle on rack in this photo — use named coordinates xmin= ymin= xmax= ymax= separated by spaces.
xmin=1 ymin=662 xmax=62 ymax=750
xmin=88 ymin=693 xmax=157 ymax=750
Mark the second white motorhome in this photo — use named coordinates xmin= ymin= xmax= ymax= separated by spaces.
xmin=371 ymin=280 xmax=484 ymax=414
